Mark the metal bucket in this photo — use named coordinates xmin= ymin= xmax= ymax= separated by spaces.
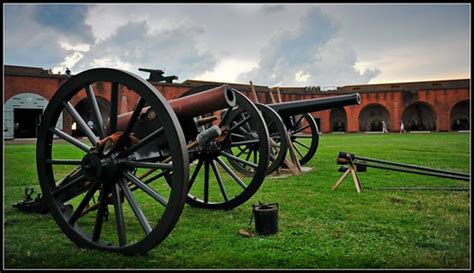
xmin=253 ymin=203 xmax=279 ymax=235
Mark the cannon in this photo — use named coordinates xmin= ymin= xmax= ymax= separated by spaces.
xmin=261 ymin=93 xmax=362 ymax=173
xmin=180 ymin=84 xmax=361 ymax=175
xmin=36 ymin=68 xmax=270 ymax=255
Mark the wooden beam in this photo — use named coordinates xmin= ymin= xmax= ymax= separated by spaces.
xmin=249 ymin=81 xmax=259 ymax=103
xmin=274 ymin=86 xmax=283 ymax=103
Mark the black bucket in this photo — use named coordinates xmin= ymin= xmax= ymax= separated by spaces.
xmin=253 ymin=203 xmax=279 ymax=236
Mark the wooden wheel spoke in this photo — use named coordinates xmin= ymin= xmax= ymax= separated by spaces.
xmin=204 ymin=161 xmax=209 ymax=203
xmin=142 ymin=170 xmax=171 ymax=185
xmin=68 ymin=179 xmax=101 ymax=225
xmin=230 ymin=132 xmax=246 ymax=139
xmin=292 ymin=142 xmax=305 ymax=159
xmin=52 ymin=170 xmax=86 ymax=197
xmin=235 ymin=146 xmax=250 ymax=158
xmin=188 ymin=160 xmax=204 ymax=190
xmin=118 ymin=178 xmax=152 ymax=235
xmin=292 ymin=115 xmax=305 ymax=131
xmin=119 ymin=127 xmax=164 ymax=158
xmin=219 ymin=151 xmax=258 ymax=169
xmin=92 ymin=185 xmax=110 ymax=241
xmin=63 ymin=101 xmax=98 ymax=145
xmin=292 ymin=124 xmax=310 ymax=135
xmin=292 ymin=134 xmax=313 ymax=139
xmin=215 ymin=157 xmax=247 ymax=189
xmin=50 ymin=127 xmax=91 ymax=152
xmin=111 ymin=182 xmax=126 ymax=246
xmin=123 ymin=171 xmax=168 ymax=207
xmin=210 ymin=160 xmax=229 ymax=202
xmin=86 ymin=85 xmax=106 ymax=139
xmin=109 ymin=82 xmax=119 ymax=134
xmin=123 ymin=98 xmax=146 ymax=136
xmin=122 ymin=160 xmax=172 ymax=170
xmin=47 ymin=159 xmax=82 ymax=165
xmin=245 ymin=147 xmax=253 ymax=159
xmin=229 ymin=115 xmax=251 ymax=132
xmin=293 ymin=139 xmax=311 ymax=150
xmin=227 ymin=139 xmax=260 ymax=148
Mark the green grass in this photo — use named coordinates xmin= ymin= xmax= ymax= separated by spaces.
xmin=3 ymin=132 xmax=471 ymax=269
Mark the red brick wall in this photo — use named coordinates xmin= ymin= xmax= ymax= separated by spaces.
xmin=4 ymin=75 xmax=67 ymax=102
xmin=4 ymin=73 xmax=470 ymax=134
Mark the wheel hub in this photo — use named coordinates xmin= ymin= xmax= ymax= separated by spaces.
xmin=81 ymin=154 xmax=103 ymax=181
xmin=81 ymin=153 xmax=120 ymax=182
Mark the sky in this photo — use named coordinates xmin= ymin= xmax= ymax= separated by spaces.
xmin=3 ymin=3 xmax=471 ymax=87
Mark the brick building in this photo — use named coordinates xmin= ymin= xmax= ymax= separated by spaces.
xmin=3 ymin=64 xmax=470 ymax=139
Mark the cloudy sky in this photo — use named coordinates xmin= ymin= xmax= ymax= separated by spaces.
xmin=3 ymin=3 xmax=470 ymax=87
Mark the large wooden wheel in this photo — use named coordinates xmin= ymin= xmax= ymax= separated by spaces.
xmin=36 ymin=68 xmax=189 ymax=255
xmin=173 ymin=85 xmax=270 ymax=210
xmin=227 ymin=103 xmax=289 ymax=176
xmin=282 ymin=113 xmax=320 ymax=166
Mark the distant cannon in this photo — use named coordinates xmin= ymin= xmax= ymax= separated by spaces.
xmin=262 ymin=93 xmax=361 ymax=173
xmin=226 ymin=93 xmax=361 ymax=175
xmin=138 ymin=67 xmax=178 ymax=83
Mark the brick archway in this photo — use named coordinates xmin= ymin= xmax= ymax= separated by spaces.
xmin=450 ymin=100 xmax=470 ymax=130
xmin=402 ymin=102 xmax=437 ymax=131
xmin=358 ymin=103 xmax=391 ymax=132
xmin=329 ymin=107 xmax=347 ymax=132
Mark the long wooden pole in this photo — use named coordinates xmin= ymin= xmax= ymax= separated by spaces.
xmin=249 ymin=81 xmax=259 ymax=103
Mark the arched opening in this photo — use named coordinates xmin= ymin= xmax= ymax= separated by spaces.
xmin=4 ymin=93 xmax=62 ymax=139
xmin=450 ymin=100 xmax=470 ymax=130
xmin=358 ymin=104 xmax=391 ymax=132
xmin=402 ymin=102 xmax=437 ymax=131
xmin=71 ymin=96 xmax=111 ymax=137
xmin=330 ymin=107 xmax=347 ymax=132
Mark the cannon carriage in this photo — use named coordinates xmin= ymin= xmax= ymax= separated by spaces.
xmin=181 ymin=84 xmax=361 ymax=175
xmin=36 ymin=68 xmax=270 ymax=255
xmin=263 ymin=93 xmax=362 ymax=173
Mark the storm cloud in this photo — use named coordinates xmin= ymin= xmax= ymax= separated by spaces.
xmin=4 ymin=5 xmax=86 ymax=68
xmin=72 ymin=20 xmax=217 ymax=80
xmin=32 ymin=4 xmax=94 ymax=43
xmin=4 ymin=4 xmax=469 ymax=86
xmin=237 ymin=8 xmax=381 ymax=87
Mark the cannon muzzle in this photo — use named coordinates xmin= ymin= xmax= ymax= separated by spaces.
xmin=268 ymin=93 xmax=361 ymax=117
xmin=169 ymin=84 xmax=235 ymax=119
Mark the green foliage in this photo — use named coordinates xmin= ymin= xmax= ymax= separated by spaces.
xmin=3 ymin=133 xmax=470 ymax=269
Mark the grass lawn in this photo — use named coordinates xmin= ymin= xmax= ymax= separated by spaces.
xmin=3 ymin=132 xmax=471 ymax=269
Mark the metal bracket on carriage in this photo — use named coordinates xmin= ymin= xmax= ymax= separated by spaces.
xmin=195 ymin=115 xmax=218 ymax=127
xmin=195 ymin=125 xmax=229 ymax=147
xmin=90 ymin=131 xmax=140 ymax=156
xmin=13 ymin=187 xmax=49 ymax=214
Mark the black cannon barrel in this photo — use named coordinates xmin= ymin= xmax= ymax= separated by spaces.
xmin=268 ymin=93 xmax=361 ymax=117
